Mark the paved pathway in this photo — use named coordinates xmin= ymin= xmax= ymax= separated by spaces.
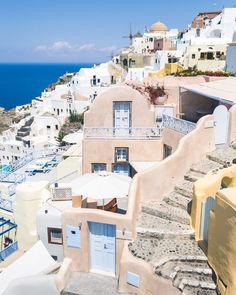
xmin=62 ymin=272 xmax=133 ymax=295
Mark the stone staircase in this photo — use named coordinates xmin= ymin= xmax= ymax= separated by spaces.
xmin=129 ymin=145 xmax=236 ymax=295
xmin=15 ymin=117 xmax=34 ymax=141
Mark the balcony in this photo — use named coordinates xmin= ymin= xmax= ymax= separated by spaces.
xmin=162 ymin=114 xmax=196 ymax=135
xmin=84 ymin=127 xmax=161 ymax=140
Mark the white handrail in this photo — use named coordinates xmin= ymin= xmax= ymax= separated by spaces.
xmin=84 ymin=127 xmax=161 ymax=139
xmin=162 ymin=114 xmax=196 ymax=135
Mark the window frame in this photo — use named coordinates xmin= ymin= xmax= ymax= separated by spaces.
xmin=115 ymin=147 xmax=129 ymax=162
xmin=47 ymin=227 xmax=63 ymax=245
xmin=91 ymin=163 xmax=107 ymax=173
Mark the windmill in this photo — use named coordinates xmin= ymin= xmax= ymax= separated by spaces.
xmin=122 ymin=23 xmax=134 ymax=45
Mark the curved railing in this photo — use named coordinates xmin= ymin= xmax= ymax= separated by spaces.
xmin=162 ymin=114 xmax=196 ymax=135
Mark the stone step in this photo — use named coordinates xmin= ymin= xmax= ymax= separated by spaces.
xmin=183 ymin=286 xmax=217 ymax=295
xmin=163 ymin=191 xmax=191 ymax=210
xmin=180 ymin=279 xmax=217 ymax=294
xmin=207 ymin=147 xmax=236 ymax=166
xmin=184 ymin=170 xmax=205 ymax=182
xmin=137 ymin=212 xmax=194 ymax=239
xmin=173 ymin=269 xmax=214 ymax=289
xmin=156 ymin=259 xmax=211 ymax=280
xmin=129 ymin=238 xmax=206 ymax=267
xmin=141 ymin=201 xmax=190 ymax=225
xmin=130 ymin=238 xmax=205 ymax=268
xmin=190 ymin=159 xmax=223 ymax=175
xmin=174 ymin=180 xmax=193 ymax=199
xmin=128 ymin=238 xmax=159 ymax=263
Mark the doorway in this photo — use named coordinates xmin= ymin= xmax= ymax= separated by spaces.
xmin=89 ymin=222 xmax=116 ymax=276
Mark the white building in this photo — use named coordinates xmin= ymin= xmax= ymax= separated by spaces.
xmin=0 ymin=140 xmax=27 ymax=165
xmin=69 ymin=62 xmax=120 ymax=101
xmin=153 ymin=50 xmax=182 ymax=71
xmin=131 ymin=22 xmax=179 ymax=54
xmin=178 ymin=8 xmax=236 ymax=71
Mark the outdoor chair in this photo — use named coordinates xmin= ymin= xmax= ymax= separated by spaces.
xmin=97 ymin=198 xmax=118 ymax=212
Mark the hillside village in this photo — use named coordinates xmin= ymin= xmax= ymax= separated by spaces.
xmin=0 ymin=7 xmax=236 ymax=295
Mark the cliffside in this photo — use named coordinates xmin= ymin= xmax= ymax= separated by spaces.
xmin=0 ymin=108 xmax=22 ymax=134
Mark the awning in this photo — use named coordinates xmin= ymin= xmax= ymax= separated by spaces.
xmin=0 ymin=241 xmax=57 ymax=295
xmin=130 ymin=161 xmax=159 ymax=172
xmin=180 ymin=78 xmax=236 ymax=105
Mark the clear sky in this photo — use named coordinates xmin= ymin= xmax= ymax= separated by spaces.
xmin=0 ymin=0 xmax=235 ymax=63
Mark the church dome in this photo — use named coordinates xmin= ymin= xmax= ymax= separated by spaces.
xmin=149 ymin=22 xmax=168 ymax=32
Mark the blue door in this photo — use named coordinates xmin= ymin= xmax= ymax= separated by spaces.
xmin=89 ymin=222 xmax=116 ymax=275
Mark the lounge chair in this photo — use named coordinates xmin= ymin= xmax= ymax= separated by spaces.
xmin=97 ymin=198 xmax=117 ymax=212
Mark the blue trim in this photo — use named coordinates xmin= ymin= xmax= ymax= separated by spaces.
xmin=0 ymin=217 xmax=17 ymax=237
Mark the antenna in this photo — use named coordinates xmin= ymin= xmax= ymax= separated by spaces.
xmin=122 ymin=23 xmax=134 ymax=45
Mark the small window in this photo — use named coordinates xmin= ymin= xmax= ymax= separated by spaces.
xmin=97 ymin=79 xmax=100 ymax=83
xmin=113 ymin=163 xmax=130 ymax=176
xmin=47 ymin=125 xmax=51 ymax=129
xmin=192 ymin=54 xmax=196 ymax=59
xmin=115 ymin=147 xmax=129 ymax=162
xmin=91 ymin=163 xmax=106 ymax=173
xmin=55 ymin=125 xmax=59 ymax=130
xmin=216 ymin=51 xmax=221 ymax=58
xmin=17 ymin=147 xmax=19 ymax=150
xmin=200 ymin=52 xmax=205 ymax=59
xmin=48 ymin=228 xmax=63 ymax=245
xmin=207 ymin=52 xmax=214 ymax=60
xmin=61 ymin=109 xmax=63 ymax=112
xmin=163 ymin=144 xmax=172 ymax=158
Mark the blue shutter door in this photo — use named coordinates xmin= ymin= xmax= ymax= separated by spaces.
xmin=89 ymin=222 xmax=116 ymax=275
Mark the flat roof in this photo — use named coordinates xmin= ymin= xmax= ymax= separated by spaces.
xmin=181 ymin=78 xmax=236 ymax=104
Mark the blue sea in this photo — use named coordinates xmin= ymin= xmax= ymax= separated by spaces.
xmin=0 ymin=63 xmax=94 ymax=110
